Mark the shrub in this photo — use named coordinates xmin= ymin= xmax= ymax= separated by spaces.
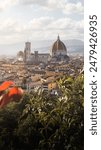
xmin=0 ymin=75 xmax=84 ymax=150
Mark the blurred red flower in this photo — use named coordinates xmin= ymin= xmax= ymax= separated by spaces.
xmin=0 ymin=81 xmax=14 ymax=91
xmin=0 ymin=81 xmax=23 ymax=108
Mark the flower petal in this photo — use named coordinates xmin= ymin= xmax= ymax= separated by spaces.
xmin=0 ymin=81 xmax=14 ymax=92
xmin=0 ymin=87 xmax=23 ymax=108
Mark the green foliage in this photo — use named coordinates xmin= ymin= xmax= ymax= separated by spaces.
xmin=0 ymin=74 xmax=84 ymax=150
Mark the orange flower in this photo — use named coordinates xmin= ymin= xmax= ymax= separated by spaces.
xmin=0 ymin=82 xmax=23 ymax=108
xmin=8 ymin=87 xmax=23 ymax=102
xmin=0 ymin=81 xmax=14 ymax=93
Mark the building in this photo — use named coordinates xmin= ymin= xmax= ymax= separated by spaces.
xmin=51 ymin=35 xmax=67 ymax=57
xmin=50 ymin=35 xmax=69 ymax=63
xmin=23 ymin=42 xmax=50 ymax=64
xmin=17 ymin=51 xmax=24 ymax=61
xmin=24 ymin=42 xmax=31 ymax=62
xmin=17 ymin=36 xmax=69 ymax=64
xmin=30 ymin=51 xmax=50 ymax=64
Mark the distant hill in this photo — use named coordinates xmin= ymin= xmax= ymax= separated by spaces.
xmin=64 ymin=39 xmax=84 ymax=46
xmin=31 ymin=39 xmax=84 ymax=56
xmin=64 ymin=39 xmax=84 ymax=56
xmin=0 ymin=39 xmax=84 ymax=56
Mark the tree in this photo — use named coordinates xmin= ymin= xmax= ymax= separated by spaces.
xmin=0 ymin=74 xmax=84 ymax=150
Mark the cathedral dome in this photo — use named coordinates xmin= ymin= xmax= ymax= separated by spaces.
xmin=17 ymin=51 xmax=24 ymax=57
xmin=51 ymin=36 xmax=67 ymax=57
xmin=17 ymin=51 xmax=24 ymax=61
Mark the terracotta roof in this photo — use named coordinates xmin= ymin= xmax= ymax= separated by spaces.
xmin=52 ymin=36 xmax=67 ymax=52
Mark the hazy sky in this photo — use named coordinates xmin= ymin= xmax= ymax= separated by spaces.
xmin=0 ymin=0 xmax=84 ymax=46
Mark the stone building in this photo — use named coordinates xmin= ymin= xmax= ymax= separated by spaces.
xmin=50 ymin=35 xmax=69 ymax=63
xmin=17 ymin=35 xmax=69 ymax=64
xmin=51 ymin=35 xmax=67 ymax=57
xmin=30 ymin=51 xmax=50 ymax=64
xmin=17 ymin=51 xmax=24 ymax=61
xmin=24 ymin=42 xmax=31 ymax=62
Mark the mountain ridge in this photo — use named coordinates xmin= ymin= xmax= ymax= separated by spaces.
xmin=0 ymin=39 xmax=84 ymax=56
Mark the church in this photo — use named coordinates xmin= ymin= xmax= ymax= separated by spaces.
xmin=50 ymin=35 xmax=69 ymax=63
xmin=17 ymin=35 xmax=69 ymax=64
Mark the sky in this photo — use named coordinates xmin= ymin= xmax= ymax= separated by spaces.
xmin=0 ymin=0 xmax=84 ymax=55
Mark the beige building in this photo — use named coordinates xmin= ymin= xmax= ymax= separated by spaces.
xmin=17 ymin=36 xmax=69 ymax=64
xmin=30 ymin=51 xmax=50 ymax=64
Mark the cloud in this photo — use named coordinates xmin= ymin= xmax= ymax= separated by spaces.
xmin=18 ymin=0 xmax=83 ymax=15
xmin=0 ymin=18 xmax=24 ymax=34
xmin=0 ymin=16 xmax=83 ymax=45
xmin=63 ymin=2 xmax=84 ymax=15
xmin=19 ymin=0 xmax=47 ymax=6
xmin=0 ymin=0 xmax=17 ymax=11
xmin=29 ymin=17 xmax=54 ymax=30
xmin=0 ymin=0 xmax=84 ymax=45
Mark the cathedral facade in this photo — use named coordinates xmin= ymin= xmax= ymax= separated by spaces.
xmin=17 ymin=36 xmax=69 ymax=64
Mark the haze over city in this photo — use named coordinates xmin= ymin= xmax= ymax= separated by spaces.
xmin=0 ymin=0 xmax=84 ymax=55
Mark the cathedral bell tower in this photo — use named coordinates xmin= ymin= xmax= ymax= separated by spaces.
xmin=24 ymin=42 xmax=31 ymax=62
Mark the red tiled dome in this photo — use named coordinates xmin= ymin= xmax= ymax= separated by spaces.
xmin=52 ymin=36 xmax=67 ymax=52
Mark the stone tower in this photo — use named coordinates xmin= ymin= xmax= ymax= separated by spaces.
xmin=24 ymin=42 xmax=31 ymax=62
